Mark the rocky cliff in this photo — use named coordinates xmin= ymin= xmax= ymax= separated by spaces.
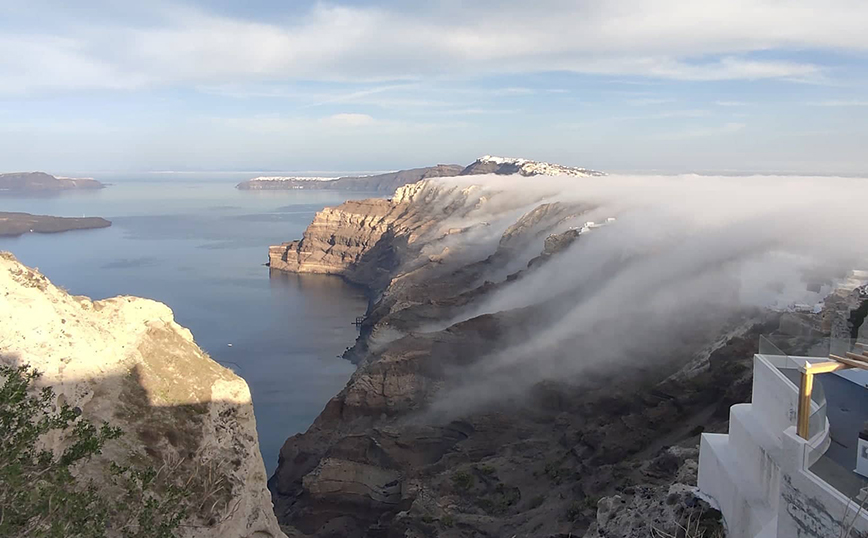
xmin=0 ymin=253 xmax=283 ymax=538
xmin=0 ymin=172 xmax=104 ymax=191
xmin=236 ymin=165 xmax=463 ymax=192
xmin=267 ymin=171 xmax=867 ymax=537
xmin=460 ymin=155 xmax=606 ymax=177
xmin=239 ymin=155 xmax=605 ymax=193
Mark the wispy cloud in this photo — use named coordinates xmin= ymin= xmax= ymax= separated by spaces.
xmin=626 ymin=98 xmax=675 ymax=106
xmin=1 ymin=1 xmax=862 ymax=93
xmin=714 ymin=100 xmax=750 ymax=106
xmin=659 ymin=122 xmax=746 ymax=139
xmin=323 ymin=113 xmax=376 ymax=127
xmin=806 ymin=100 xmax=868 ymax=107
xmin=432 ymin=108 xmax=522 ymax=116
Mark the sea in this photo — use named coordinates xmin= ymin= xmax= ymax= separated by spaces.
xmin=0 ymin=173 xmax=374 ymax=474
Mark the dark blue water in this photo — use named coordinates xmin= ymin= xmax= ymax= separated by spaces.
xmin=0 ymin=174 xmax=372 ymax=473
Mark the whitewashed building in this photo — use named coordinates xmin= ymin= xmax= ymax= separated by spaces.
xmin=699 ymin=340 xmax=868 ymax=537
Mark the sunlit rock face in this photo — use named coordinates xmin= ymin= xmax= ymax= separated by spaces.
xmin=0 ymin=252 xmax=283 ymax=538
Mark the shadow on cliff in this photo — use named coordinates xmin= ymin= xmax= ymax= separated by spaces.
xmin=0 ymin=352 xmax=275 ymax=535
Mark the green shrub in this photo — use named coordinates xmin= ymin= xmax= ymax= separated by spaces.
xmin=476 ymin=465 xmax=496 ymax=476
xmin=544 ymin=461 xmax=565 ymax=484
xmin=451 ymin=471 xmax=474 ymax=491
xmin=0 ymin=364 xmax=188 ymax=538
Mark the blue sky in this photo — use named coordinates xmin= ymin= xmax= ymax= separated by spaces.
xmin=1 ymin=0 xmax=867 ymax=174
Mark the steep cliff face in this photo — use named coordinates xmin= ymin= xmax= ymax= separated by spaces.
xmin=237 ymin=164 xmax=463 ymax=192
xmin=268 ymin=179 xmax=520 ymax=293
xmin=0 ymin=253 xmax=283 ymax=538
xmin=460 ymin=155 xmax=606 ymax=177
xmin=0 ymin=172 xmax=104 ymax=191
xmin=267 ymin=170 xmax=866 ymax=537
xmin=265 ymin=174 xmax=750 ymax=537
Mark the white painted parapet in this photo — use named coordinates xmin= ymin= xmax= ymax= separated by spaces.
xmin=699 ymin=354 xmax=868 ymax=538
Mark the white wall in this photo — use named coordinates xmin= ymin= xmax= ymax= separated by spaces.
xmin=698 ymin=354 xmax=868 ymax=538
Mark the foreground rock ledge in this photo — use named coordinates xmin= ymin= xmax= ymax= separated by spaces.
xmin=0 ymin=252 xmax=284 ymax=538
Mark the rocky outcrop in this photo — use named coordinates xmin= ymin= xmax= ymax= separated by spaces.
xmin=0 ymin=253 xmax=283 ymax=538
xmin=267 ymin=168 xmax=802 ymax=536
xmin=584 ymin=447 xmax=724 ymax=538
xmin=267 ymin=164 xmax=866 ymax=536
xmin=0 ymin=172 xmax=104 ymax=191
xmin=237 ymin=165 xmax=463 ymax=192
xmin=460 ymin=155 xmax=606 ymax=177
xmin=0 ymin=211 xmax=111 ymax=237
xmin=240 ymin=154 xmax=606 ymax=193
xmin=267 ymin=179 xmax=526 ymax=293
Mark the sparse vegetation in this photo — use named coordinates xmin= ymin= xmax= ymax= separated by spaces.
xmin=477 ymin=483 xmax=521 ymax=514
xmin=544 ymin=461 xmax=566 ymax=484
xmin=451 ymin=470 xmax=474 ymax=491
xmin=650 ymin=511 xmax=726 ymax=538
xmin=566 ymin=500 xmax=583 ymax=521
xmin=528 ymin=494 xmax=545 ymax=509
xmin=566 ymin=495 xmax=598 ymax=521
xmin=475 ymin=464 xmax=496 ymax=476
xmin=0 ymin=364 xmax=189 ymax=538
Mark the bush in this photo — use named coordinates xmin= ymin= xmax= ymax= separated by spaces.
xmin=451 ymin=470 xmax=474 ymax=491
xmin=0 ymin=364 xmax=188 ymax=538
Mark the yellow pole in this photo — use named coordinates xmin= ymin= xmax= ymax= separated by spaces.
xmin=797 ymin=371 xmax=814 ymax=439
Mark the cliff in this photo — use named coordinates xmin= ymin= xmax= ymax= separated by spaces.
xmin=236 ymin=164 xmax=463 ymax=192
xmin=0 ymin=211 xmax=111 ymax=236
xmin=0 ymin=253 xmax=284 ymax=538
xmin=265 ymin=174 xmax=742 ymax=537
xmin=239 ymin=155 xmax=605 ymax=193
xmin=0 ymin=172 xmax=104 ymax=191
xmin=460 ymin=155 xmax=606 ymax=177
xmin=267 ymin=169 xmax=868 ymax=537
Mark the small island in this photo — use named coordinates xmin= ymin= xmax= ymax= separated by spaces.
xmin=0 ymin=171 xmax=105 ymax=192
xmin=0 ymin=212 xmax=111 ymax=237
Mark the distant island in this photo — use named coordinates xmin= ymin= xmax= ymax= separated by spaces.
xmin=236 ymin=156 xmax=605 ymax=193
xmin=0 ymin=212 xmax=111 ymax=237
xmin=0 ymin=171 xmax=105 ymax=192
xmin=236 ymin=164 xmax=463 ymax=192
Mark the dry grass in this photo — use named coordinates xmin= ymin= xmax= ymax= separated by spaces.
xmin=650 ymin=511 xmax=725 ymax=538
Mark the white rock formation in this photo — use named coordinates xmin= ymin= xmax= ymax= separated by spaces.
xmin=0 ymin=252 xmax=284 ymax=538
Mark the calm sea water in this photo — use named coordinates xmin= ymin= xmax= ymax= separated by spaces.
xmin=0 ymin=174 xmax=373 ymax=473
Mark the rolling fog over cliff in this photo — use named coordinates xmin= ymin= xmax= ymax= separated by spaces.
xmin=403 ymin=173 xmax=868 ymax=414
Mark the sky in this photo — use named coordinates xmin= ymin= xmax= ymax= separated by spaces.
xmin=1 ymin=0 xmax=867 ymax=175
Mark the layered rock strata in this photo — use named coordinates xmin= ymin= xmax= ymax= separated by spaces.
xmin=267 ymin=174 xmax=865 ymax=537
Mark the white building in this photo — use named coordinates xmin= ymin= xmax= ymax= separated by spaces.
xmin=699 ymin=341 xmax=868 ymax=537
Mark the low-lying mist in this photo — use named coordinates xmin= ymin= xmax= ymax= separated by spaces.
xmin=414 ymin=173 xmax=868 ymax=416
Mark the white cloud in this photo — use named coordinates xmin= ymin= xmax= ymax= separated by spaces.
xmin=492 ymin=87 xmax=535 ymax=96
xmin=322 ymin=113 xmax=376 ymax=127
xmin=714 ymin=100 xmax=750 ymax=106
xmin=2 ymin=0 xmax=866 ymax=92
xmin=626 ymin=98 xmax=675 ymax=106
